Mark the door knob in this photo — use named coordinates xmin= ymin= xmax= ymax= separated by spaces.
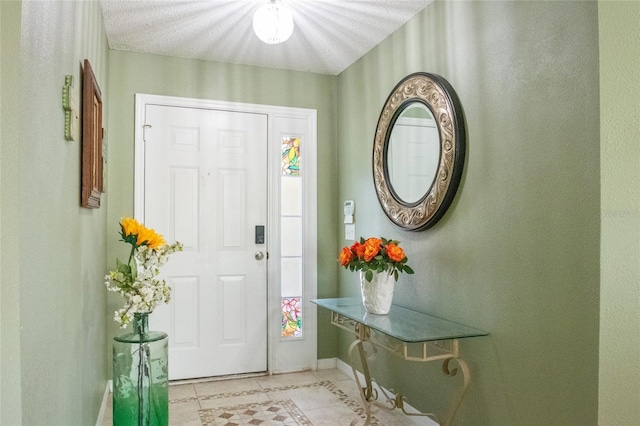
xmin=255 ymin=251 xmax=265 ymax=261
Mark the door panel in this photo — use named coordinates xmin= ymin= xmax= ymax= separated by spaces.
xmin=144 ymin=105 xmax=268 ymax=380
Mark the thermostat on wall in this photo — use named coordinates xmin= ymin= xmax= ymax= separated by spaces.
xmin=344 ymin=200 xmax=355 ymax=223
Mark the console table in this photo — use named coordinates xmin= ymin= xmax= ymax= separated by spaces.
xmin=312 ymin=298 xmax=488 ymax=426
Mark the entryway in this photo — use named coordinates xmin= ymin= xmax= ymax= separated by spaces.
xmin=134 ymin=94 xmax=317 ymax=380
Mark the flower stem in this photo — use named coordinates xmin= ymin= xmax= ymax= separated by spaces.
xmin=128 ymin=243 xmax=136 ymax=266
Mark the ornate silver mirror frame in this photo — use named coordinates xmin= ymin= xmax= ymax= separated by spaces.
xmin=373 ymin=72 xmax=466 ymax=231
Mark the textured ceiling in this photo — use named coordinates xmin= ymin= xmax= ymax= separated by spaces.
xmin=100 ymin=0 xmax=434 ymax=75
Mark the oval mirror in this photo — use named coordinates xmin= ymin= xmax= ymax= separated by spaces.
xmin=373 ymin=73 xmax=466 ymax=231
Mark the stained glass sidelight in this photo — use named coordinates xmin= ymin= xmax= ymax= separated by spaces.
xmin=281 ymin=297 xmax=302 ymax=337
xmin=280 ymin=136 xmax=303 ymax=338
xmin=281 ymin=137 xmax=301 ymax=175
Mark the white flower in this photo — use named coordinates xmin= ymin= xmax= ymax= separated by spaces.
xmin=105 ymin=241 xmax=183 ymax=328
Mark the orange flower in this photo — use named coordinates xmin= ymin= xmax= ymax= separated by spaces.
xmin=337 ymin=236 xmax=414 ymax=282
xmin=339 ymin=247 xmax=354 ymax=266
xmin=363 ymin=238 xmax=382 ymax=262
xmin=351 ymin=241 xmax=365 ymax=259
xmin=386 ymin=243 xmax=405 ymax=262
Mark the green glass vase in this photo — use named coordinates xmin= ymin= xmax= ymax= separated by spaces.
xmin=113 ymin=312 xmax=168 ymax=426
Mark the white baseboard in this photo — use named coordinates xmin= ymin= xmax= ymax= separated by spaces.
xmin=95 ymin=380 xmax=111 ymax=426
xmin=317 ymin=357 xmax=337 ymax=370
xmin=336 ymin=359 xmax=439 ymax=426
xmin=336 ymin=357 xmax=353 ymax=378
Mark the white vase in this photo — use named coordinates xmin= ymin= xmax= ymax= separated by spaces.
xmin=360 ymin=270 xmax=395 ymax=315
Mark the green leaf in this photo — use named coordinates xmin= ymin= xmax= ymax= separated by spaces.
xmin=129 ymin=257 xmax=138 ymax=280
xmin=404 ymin=265 xmax=415 ymax=274
xmin=365 ymin=269 xmax=373 ymax=282
xmin=116 ymin=259 xmax=131 ymax=275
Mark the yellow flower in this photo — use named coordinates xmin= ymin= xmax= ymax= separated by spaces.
xmin=120 ymin=217 xmax=165 ymax=249
xmin=120 ymin=217 xmax=142 ymax=238
xmin=137 ymin=226 xmax=166 ymax=249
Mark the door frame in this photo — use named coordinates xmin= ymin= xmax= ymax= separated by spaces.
xmin=134 ymin=94 xmax=318 ymax=375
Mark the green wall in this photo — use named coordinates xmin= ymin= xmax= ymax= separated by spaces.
xmin=598 ymin=1 xmax=640 ymax=424
xmin=1 ymin=0 xmax=24 ymax=423
xmin=0 ymin=0 xmax=109 ymax=424
xmin=336 ymin=1 xmax=600 ymax=424
xmin=105 ymin=51 xmax=339 ymax=357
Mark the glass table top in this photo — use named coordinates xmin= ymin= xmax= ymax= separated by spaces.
xmin=312 ymin=298 xmax=488 ymax=343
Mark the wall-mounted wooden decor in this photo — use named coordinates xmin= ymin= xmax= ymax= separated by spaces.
xmin=81 ymin=59 xmax=103 ymax=208
xmin=62 ymin=75 xmax=79 ymax=141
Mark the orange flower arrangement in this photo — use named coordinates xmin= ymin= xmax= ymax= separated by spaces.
xmin=339 ymin=237 xmax=414 ymax=282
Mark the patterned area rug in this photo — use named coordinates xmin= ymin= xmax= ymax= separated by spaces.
xmin=199 ymin=399 xmax=309 ymax=425
xmin=193 ymin=380 xmax=383 ymax=426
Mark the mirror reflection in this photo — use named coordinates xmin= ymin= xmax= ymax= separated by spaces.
xmin=387 ymin=102 xmax=440 ymax=204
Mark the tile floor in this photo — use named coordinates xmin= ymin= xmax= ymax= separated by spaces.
xmin=102 ymin=368 xmax=435 ymax=425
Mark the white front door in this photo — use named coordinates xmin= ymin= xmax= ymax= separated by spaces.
xmin=142 ymin=104 xmax=268 ymax=380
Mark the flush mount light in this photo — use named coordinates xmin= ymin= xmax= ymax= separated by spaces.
xmin=253 ymin=0 xmax=294 ymax=44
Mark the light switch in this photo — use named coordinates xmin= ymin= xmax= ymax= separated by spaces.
xmin=345 ymin=224 xmax=355 ymax=240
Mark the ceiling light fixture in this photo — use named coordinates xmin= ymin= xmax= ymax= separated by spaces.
xmin=253 ymin=0 xmax=294 ymax=45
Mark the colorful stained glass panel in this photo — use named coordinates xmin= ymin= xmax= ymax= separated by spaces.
xmin=281 ymin=297 xmax=302 ymax=337
xmin=281 ymin=137 xmax=301 ymax=175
